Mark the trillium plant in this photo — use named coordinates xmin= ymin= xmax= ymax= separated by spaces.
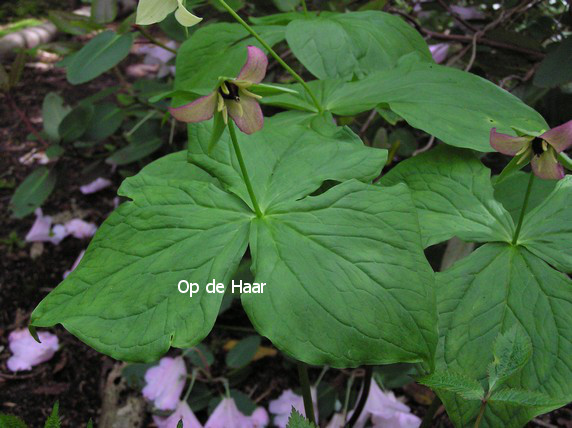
xmin=24 ymin=0 xmax=572 ymax=427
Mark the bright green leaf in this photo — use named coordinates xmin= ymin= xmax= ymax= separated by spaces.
xmin=518 ymin=176 xmax=572 ymax=273
xmin=30 ymin=158 xmax=252 ymax=362
xmin=246 ymin=180 xmax=437 ymax=368
xmin=488 ymin=325 xmax=532 ymax=392
xmin=418 ymin=371 xmax=484 ymax=401
xmin=0 ymin=413 xmax=28 ymax=428
xmin=379 ymin=146 xmax=514 ymax=247
xmin=436 ymin=244 xmax=572 ymax=427
xmin=43 ymin=402 xmax=61 ymax=428
xmin=286 ymin=11 xmax=432 ymax=80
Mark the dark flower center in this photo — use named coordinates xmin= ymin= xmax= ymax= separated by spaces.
xmin=219 ymin=82 xmax=240 ymax=102
xmin=531 ymin=138 xmax=545 ymax=156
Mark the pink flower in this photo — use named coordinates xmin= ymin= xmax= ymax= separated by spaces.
xmin=205 ymin=397 xmax=268 ymax=428
xmin=25 ymin=209 xmax=68 ymax=245
xmin=63 ymin=250 xmax=85 ymax=279
xmin=429 ymin=44 xmax=449 ymax=64
xmin=64 ymin=219 xmax=97 ymax=239
xmin=269 ymin=389 xmax=318 ymax=428
xmin=143 ymin=357 xmax=187 ymax=411
xmin=80 ymin=178 xmax=113 ymax=194
xmin=490 ymin=120 xmax=572 ymax=180
xmin=7 ymin=329 xmax=59 ymax=372
xmin=140 ymin=42 xmax=177 ymax=78
xmin=450 ymin=5 xmax=485 ymax=20
xmin=153 ymin=401 xmax=202 ymax=428
xmin=350 ymin=381 xmax=420 ymax=428
xmin=170 ymin=46 xmax=267 ymax=135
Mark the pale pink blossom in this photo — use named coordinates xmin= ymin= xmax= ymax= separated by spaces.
xmin=64 ymin=250 xmax=85 ymax=279
xmin=143 ymin=357 xmax=187 ymax=411
xmin=153 ymin=401 xmax=203 ymax=428
xmin=64 ymin=219 xmax=97 ymax=239
xmin=450 ymin=5 xmax=485 ymax=20
xmin=350 ymin=381 xmax=420 ymax=428
xmin=25 ymin=209 xmax=69 ymax=245
xmin=269 ymin=389 xmax=318 ymax=428
xmin=80 ymin=178 xmax=113 ymax=194
xmin=205 ymin=397 xmax=268 ymax=428
xmin=140 ymin=41 xmax=177 ymax=78
xmin=429 ymin=44 xmax=449 ymax=64
xmin=7 ymin=329 xmax=59 ymax=372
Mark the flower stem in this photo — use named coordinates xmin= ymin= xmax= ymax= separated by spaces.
xmin=301 ymin=0 xmax=308 ymax=13
xmin=227 ymin=121 xmax=263 ymax=217
xmin=216 ymin=0 xmax=323 ymax=113
xmin=297 ymin=362 xmax=317 ymax=424
xmin=512 ymin=172 xmax=535 ymax=245
xmin=347 ymin=366 xmax=373 ymax=428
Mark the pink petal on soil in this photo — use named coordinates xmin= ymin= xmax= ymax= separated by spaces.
xmin=153 ymin=401 xmax=203 ymax=428
xmin=143 ymin=357 xmax=187 ymax=411
xmin=7 ymin=329 xmax=59 ymax=372
xmin=80 ymin=178 xmax=113 ymax=194
xmin=64 ymin=219 xmax=97 ymax=239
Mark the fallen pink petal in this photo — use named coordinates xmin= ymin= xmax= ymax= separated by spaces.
xmin=143 ymin=357 xmax=187 ymax=411
xmin=350 ymin=381 xmax=420 ymax=428
xmin=429 ymin=43 xmax=450 ymax=64
xmin=204 ymin=397 xmax=267 ymax=428
xmin=80 ymin=178 xmax=113 ymax=194
xmin=153 ymin=401 xmax=203 ymax=428
xmin=25 ymin=209 xmax=69 ymax=245
xmin=269 ymin=388 xmax=318 ymax=428
xmin=64 ymin=219 xmax=97 ymax=239
xmin=7 ymin=329 xmax=59 ymax=372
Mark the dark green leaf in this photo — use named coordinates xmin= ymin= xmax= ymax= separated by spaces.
xmin=226 ymin=335 xmax=261 ymax=368
xmin=42 ymin=93 xmax=71 ymax=143
xmin=91 ymin=0 xmax=118 ymax=24
xmin=59 ymin=103 xmax=94 ymax=144
xmin=66 ymin=31 xmax=134 ymax=85
xmin=10 ymin=167 xmax=57 ymax=218
xmin=534 ymin=37 xmax=572 ymax=88
xmin=83 ymin=103 xmax=125 ymax=142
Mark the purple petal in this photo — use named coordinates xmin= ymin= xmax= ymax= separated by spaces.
xmin=25 ymin=209 xmax=53 ymax=243
xmin=64 ymin=219 xmax=97 ymax=239
xmin=490 ymin=128 xmax=532 ymax=156
xmin=429 ymin=44 xmax=449 ymax=64
xmin=236 ymin=46 xmax=268 ymax=84
xmin=153 ymin=401 xmax=202 ymax=428
xmin=143 ymin=357 xmax=187 ymax=411
xmin=269 ymin=389 xmax=318 ymax=428
xmin=169 ymin=92 xmax=217 ymax=123
xmin=531 ymin=151 xmax=565 ymax=180
xmin=205 ymin=398 xmax=250 ymax=428
xmin=7 ymin=329 xmax=59 ymax=372
xmin=80 ymin=177 xmax=112 ymax=194
xmin=540 ymin=120 xmax=572 ymax=153
xmin=227 ymin=97 xmax=264 ymax=135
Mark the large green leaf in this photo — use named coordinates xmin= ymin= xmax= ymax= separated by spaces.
xmin=533 ymin=37 xmax=572 ymax=88
xmin=264 ymin=60 xmax=548 ymax=152
xmin=285 ymin=11 xmax=431 ymax=80
xmin=31 ymin=158 xmax=252 ymax=362
xmin=518 ymin=176 xmax=572 ymax=273
xmin=66 ymin=31 xmax=134 ymax=85
xmin=188 ymin=119 xmax=387 ymax=210
xmin=32 ymin=120 xmax=436 ymax=368
xmin=327 ymin=60 xmax=548 ymax=152
xmin=174 ymin=23 xmax=285 ymax=95
xmin=246 ymin=180 xmax=436 ymax=368
xmin=435 ymin=244 xmax=572 ymax=427
xmin=379 ymin=146 xmax=514 ymax=247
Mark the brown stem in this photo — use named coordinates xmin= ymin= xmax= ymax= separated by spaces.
xmin=6 ymin=94 xmax=48 ymax=147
